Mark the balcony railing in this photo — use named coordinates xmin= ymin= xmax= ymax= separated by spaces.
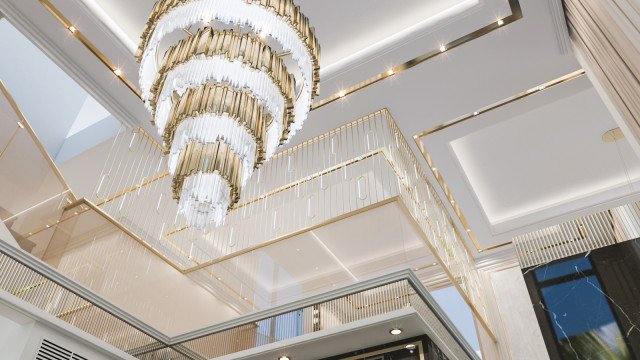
xmin=513 ymin=201 xmax=640 ymax=267
xmin=0 ymin=237 xmax=477 ymax=360
xmin=0 ymin=80 xmax=479 ymax=359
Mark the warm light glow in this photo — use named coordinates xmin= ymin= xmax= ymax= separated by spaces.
xmin=497 ymin=18 xmax=504 ymax=26
xmin=473 ymin=111 xmax=479 ymax=116
xmin=390 ymin=328 xmax=403 ymax=335
xmin=17 ymin=122 xmax=25 ymax=129
xmin=538 ymin=85 xmax=546 ymax=91
xmin=279 ymin=356 xmax=291 ymax=360
xmin=338 ymin=90 xmax=346 ymax=97
xmin=113 ymin=68 xmax=123 ymax=77
xmin=68 ymin=25 xmax=77 ymax=33
xmin=439 ymin=45 xmax=447 ymax=52
xmin=387 ymin=69 xmax=395 ymax=76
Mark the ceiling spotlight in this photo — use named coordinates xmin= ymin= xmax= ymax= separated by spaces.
xmin=17 ymin=122 xmax=25 ymax=129
xmin=114 ymin=68 xmax=123 ymax=77
xmin=439 ymin=45 xmax=447 ymax=52
xmin=538 ymin=85 xmax=546 ymax=91
xmin=68 ymin=25 xmax=77 ymax=33
xmin=338 ymin=90 xmax=346 ymax=98
xmin=390 ymin=328 xmax=403 ymax=335
xmin=278 ymin=356 xmax=291 ymax=360
xmin=497 ymin=19 xmax=504 ymax=26
xmin=387 ymin=69 xmax=395 ymax=76
xmin=473 ymin=111 xmax=479 ymax=116
xmin=405 ymin=344 xmax=417 ymax=350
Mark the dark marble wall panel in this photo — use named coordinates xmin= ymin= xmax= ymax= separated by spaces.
xmin=523 ymin=239 xmax=640 ymax=360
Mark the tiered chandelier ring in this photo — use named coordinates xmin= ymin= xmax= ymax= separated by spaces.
xmin=136 ymin=0 xmax=320 ymax=228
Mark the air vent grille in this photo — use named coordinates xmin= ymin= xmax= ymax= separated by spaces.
xmin=35 ymin=339 xmax=87 ymax=360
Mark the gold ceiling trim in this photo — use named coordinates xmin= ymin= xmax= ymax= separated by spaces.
xmin=0 ymin=80 xmax=77 ymax=202
xmin=38 ymin=0 xmax=141 ymax=98
xmin=413 ymin=70 xmax=587 ymax=253
xmin=37 ymin=0 xmax=522 ymax=111
xmin=311 ymin=0 xmax=523 ymax=110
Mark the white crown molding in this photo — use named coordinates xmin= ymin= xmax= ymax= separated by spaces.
xmin=0 ymin=0 xmax=140 ymax=131
xmin=546 ymin=0 xmax=572 ymax=54
xmin=73 ymin=0 xmax=137 ymax=55
xmin=320 ymin=0 xmax=482 ymax=80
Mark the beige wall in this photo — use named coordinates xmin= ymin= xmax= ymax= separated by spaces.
xmin=475 ymin=256 xmax=549 ymax=360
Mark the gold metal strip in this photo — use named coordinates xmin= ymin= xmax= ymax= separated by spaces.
xmin=235 ymin=149 xmax=384 ymax=209
xmin=96 ymin=171 xmax=170 ymax=206
xmin=413 ymin=70 xmax=587 ymax=253
xmin=56 ymin=303 xmax=92 ymax=318
xmin=412 ymin=262 xmax=439 ymax=272
xmin=11 ymin=279 xmax=49 ymax=296
xmin=38 ymin=0 xmax=142 ymax=98
xmin=394 ymin=199 xmax=497 ymax=342
xmin=0 ymin=80 xmax=77 ymax=201
xmin=384 ymin=109 xmax=476 ymax=259
xmin=0 ymin=125 xmax=21 ymax=161
xmin=311 ymin=0 xmax=523 ymax=110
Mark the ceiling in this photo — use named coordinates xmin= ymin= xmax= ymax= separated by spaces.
xmin=0 ymin=0 xmax=634 ymax=255
xmin=0 ymin=0 xmax=638 ymax=355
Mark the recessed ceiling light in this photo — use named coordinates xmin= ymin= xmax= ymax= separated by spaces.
xmin=68 ymin=25 xmax=77 ymax=33
xmin=497 ymin=19 xmax=504 ymax=26
xmin=390 ymin=328 xmax=403 ymax=335
xmin=439 ymin=45 xmax=447 ymax=52
xmin=278 ymin=356 xmax=290 ymax=360
xmin=405 ymin=344 xmax=417 ymax=350
xmin=338 ymin=90 xmax=346 ymax=98
xmin=387 ymin=69 xmax=395 ymax=76
xmin=114 ymin=68 xmax=123 ymax=77
xmin=473 ymin=111 xmax=479 ymax=116
xmin=538 ymin=85 xmax=546 ymax=91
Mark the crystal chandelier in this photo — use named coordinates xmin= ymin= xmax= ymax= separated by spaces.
xmin=136 ymin=0 xmax=320 ymax=229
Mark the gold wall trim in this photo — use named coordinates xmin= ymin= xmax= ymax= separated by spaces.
xmin=413 ymin=70 xmax=587 ymax=253
xmin=0 ymin=80 xmax=77 ymax=202
xmin=38 ymin=0 xmax=141 ymax=98
xmin=311 ymin=0 xmax=523 ymax=110
xmin=136 ymin=126 xmax=166 ymax=152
